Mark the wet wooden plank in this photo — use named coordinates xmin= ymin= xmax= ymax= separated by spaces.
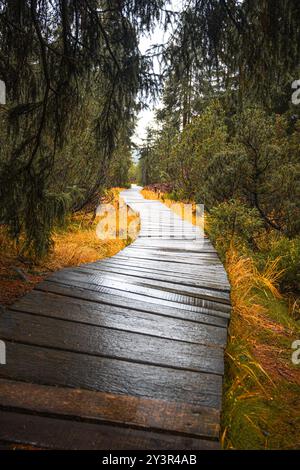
xmin=60 ymin=261 xmax=227 ymax=281
xmin=122 ymin=248 xmax=220 ymax=261
xmin=82 ymin=263 xmax=230 ymax=296
xmin=130 ymin=242 xmax=215 ymax=253
xmin=114 ymin=252 xmax=225 ymax=268
xmin=0 ymin=411 xmax=220 ymax=450
xmin=0 ymin=379 xmax=220 ymax=439
xmin=122 ymin=245 xmax=220 ymax=257
xmin=11 ymin=291 xmax=228 ymax=344
xmin=0 ymin=310 xmax=225 ymax=373
xmin=87 ymin=260 xmax=230 ymax=292
xmin=71 ymin=266 xmax=230 ymax=302
xmin=0 ymin=342 xmax=222 ymax=408
xmin=43 ymin=276 xmax=231 ymax=316
xmin=97 ymin=257 xmax=230 ymax=285
xmin=37 ymin=280 xmax=230 ymax=324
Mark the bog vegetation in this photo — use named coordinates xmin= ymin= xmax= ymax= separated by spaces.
xmin=0 ymin=0 xmax=300 ymax=449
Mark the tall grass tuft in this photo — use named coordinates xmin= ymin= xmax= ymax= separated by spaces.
xmin=223 ymin=246 xmax=300 ymax=449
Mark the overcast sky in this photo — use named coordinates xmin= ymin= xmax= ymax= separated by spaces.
xmin=132 ymin=1 xmax=182 ymax=148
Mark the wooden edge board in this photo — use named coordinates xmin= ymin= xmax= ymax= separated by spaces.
xmin=0 ymin=379 xmax=220 ymax=440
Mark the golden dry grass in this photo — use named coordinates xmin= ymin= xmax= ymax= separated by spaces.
xmin=222 ymin=247 xmax=300 ymax=449
xmin=0 ymin=188 xmax=140 ymax=305
xmin=48 ymin=191 xmax=139 ymax=270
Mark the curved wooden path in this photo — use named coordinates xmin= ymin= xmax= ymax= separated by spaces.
xmin=0 ymin=186 xmax=231 ymax=450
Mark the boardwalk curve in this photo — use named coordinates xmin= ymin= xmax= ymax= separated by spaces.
xmin=0 ymin=186 xmax=230 ymax=449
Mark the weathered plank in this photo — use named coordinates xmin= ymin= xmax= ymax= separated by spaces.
xmin=11 ymin=291 xmax=228 ymax=344
xmin=0 ymin=411 xmax=220 ymax=450
xmin=97 ymin=257 xmax=229 ymax=285
xmin=0 ymin=310 xmax=225 ymax=373
xmin=42 ymin=277 xmax=231 ymax=315
xmin=114 ymin=252 xmax=226 ymax=268
xmin=86 ymin=260 xmax=230 ymax=292
xmin=66 ymin=266 xmax=231 ymax=302
xmin=0 ymin=342 xmax=222 ymax=408
xmin=0 ymin=379 xmax=220 ymax=439
xmin=37 ymin=280 xmax=230 ymax=321
xmin=0 ymin=185 xmax=231 ymax=449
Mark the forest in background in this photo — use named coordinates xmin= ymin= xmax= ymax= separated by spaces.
xmin=138 ymin=0 xmax=300 ymax=297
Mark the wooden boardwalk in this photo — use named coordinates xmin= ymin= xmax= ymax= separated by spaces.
xmin=0 ymin=186 xmax=231 ymax=450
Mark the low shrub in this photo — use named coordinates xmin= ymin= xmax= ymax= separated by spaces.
xmin=207 ymin=200 xmax=264 ymax=259
xmin=259 ymin=236 xmax=300 ymax=294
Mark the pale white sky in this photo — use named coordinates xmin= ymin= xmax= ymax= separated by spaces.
xmin=132 ymin=1 xmax=183 ymax=148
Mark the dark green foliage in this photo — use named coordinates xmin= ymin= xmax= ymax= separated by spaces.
xmin=166 ymin=0 xmax=300 ymax=112
xmin=259 ymin=236 xmax=300 ymax=293
xmin=0 ymin=0 xmax=168 ymax=257
xmin=208 ymin=200 xmax=263 ymax=259
xmin=108 ymin=132 xmax=134 ymax=188
xmin=233 ymin=108 xmax=300 ymax=236
xmin=198 ymin=150 xmax=246 ymax=207
xmin=138 ymin=127 xmax=162 ymax=185
xmin=201 ymin=107 xmax=300 ymax=237
xmin=140 ymin=100 xmax=300 ymax=237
